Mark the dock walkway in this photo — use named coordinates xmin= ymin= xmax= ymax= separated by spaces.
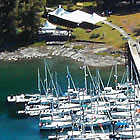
xmin=103 ymin=20 xmax=140 ymax=77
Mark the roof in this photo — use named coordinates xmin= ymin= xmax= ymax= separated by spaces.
xmin=63 ymin=10 xmax=91 ymax=24
xmin=41 ymin=20 xmax=57 ymax=30
xmin=48 ymin=7 xmax=107 ymax=25
xmin=49 ymin=7 xmax=70 ymax=17
xmin=88 ymin=13 xmax=107 ymax=24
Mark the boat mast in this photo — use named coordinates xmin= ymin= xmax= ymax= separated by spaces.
xmin=132 ymin=62 xmax=140 ymax=86
xmin=121 ymin=68 xmax=127 ymax=84
xmin=67 ymin=65 xmax=71 ymax=89
xmin=41 ymin=79 xmax=47 ymax=94
xmin=131 ymin=61 xmax=133 ymax=84
xmin=115 ymin=62 xmax=118 ymax=89
xmin=84 ymin=60 xmax=87 ymax=95
xmin=107 ymin=65 xmax=114 ymax=87
xmin=67 ymin=65 xmax=76 ymax=91
xmin=126 ymin=65 xmax=129 ymax=92
xmin=38 ymin=69 xmax=41 ymax=94
xmin=55 ymin=72 xmax=59 ymax=95
xmin=97 ymin=69 xmax=105 ymax=91
xmin=133 ymin=80 xmax=136 ymax=139
xmin=90 ymin=82 xmax=93 ymax=115
xmin=127 ymin=65 xmax=134 ymax=138
xmin=46 ymin=64 xmax=58 ymax=97
xmin=83 ymin=58 xmax=87 ymax=123
xmin=87 ymin=65 xmax=96 ymax=95
xmin=44 ymin=59 xmax=48 ymax=95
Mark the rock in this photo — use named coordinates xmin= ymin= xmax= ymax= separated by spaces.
xmin=71 ymin=53 xmax=83 ymax=60
xmin=0 ymin=42 xmax=125 ymax=67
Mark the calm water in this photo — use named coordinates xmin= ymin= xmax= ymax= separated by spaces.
xmin=0 ymin=57 xmax=125 ymax=140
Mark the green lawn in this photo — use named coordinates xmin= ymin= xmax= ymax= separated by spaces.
xmin=63 ymin=1 xmax=96 ymax=10
xmin=30 ymin=41 xmax=46 ymax=47
xmin=72 ymin=13 xmax=140 ymax=49
xmin=96 ymin=52 xmax=120 ymax=57
xmin=72 ymin=23 xmax=125 ymax=50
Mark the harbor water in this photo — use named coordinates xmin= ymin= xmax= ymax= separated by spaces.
xmin=0 ymin=57 xmax=125 ymax=140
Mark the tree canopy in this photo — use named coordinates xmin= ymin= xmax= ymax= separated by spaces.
xmin=0 ymin=0 xmax=46 ymax=48
xmin=0 ymin=0 xmax=17 ymax=46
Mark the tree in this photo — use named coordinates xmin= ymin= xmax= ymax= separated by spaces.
xmin=96 ymin=0 xmax=139 ymax=7
xmin=96 ymin=0 xmax=139 ymax=12
xmin=17 ymin=0 xmax=41 ymax=45
xmin=0 ymin=0 xmax=45 ymax=47
xmin=47 ymin=0 xmax=63 ymax=6
xmin=0 ymin=0 xmax=17 ymax=46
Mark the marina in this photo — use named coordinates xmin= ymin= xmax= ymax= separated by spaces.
xmin=1 ymin=57 xmax=140 ymax=139
xmin=0 ymin=0 xmax=140 ymax=139
xmin=0 ymin=57 xmax=113 ymax=140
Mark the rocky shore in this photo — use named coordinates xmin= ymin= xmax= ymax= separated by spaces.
xmin=0 ymin=42 xmax=125 ymax=67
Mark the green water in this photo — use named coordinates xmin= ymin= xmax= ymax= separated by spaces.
xmin=0 ymin=57 xmax=125 ymax=140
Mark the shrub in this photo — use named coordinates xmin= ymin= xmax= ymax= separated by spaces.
xmin=31 ymin=41 xmax=46 ymax=47
xmin=90 ymin=33 xmax=100 ymax=39
xmin=71 ymin=34 xmax=76 ymax=40
xmin=67 ymin=3 xmax=73 ymax=11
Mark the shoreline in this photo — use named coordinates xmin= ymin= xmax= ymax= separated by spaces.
xmin=0 ymin=42 xmax=125 ymax=67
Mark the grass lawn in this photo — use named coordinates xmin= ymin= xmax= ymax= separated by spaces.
xmin=72 ymin=23 xmax=125 ymax=50
xmin=96 ymin=52 xmax=120 ymax=57
xmin=63 ymin=1 xmax=96 ymax=10
xmin=72 ymin=13 xmax=140 ymax=50
xmin=40 ymin=17 xmax=46 ymax=25
xmin=30 ymin=41 xmax=46 ymax=47
xmin=108 ymin=13 xmax=140 ymax=39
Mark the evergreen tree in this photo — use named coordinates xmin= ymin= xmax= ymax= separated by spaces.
xmin=17 ymin=0 xmax=47 ymax=45
xmin=0 ymin=0 xmax=45 ymax=46
xmin=0 ymin=0 xmax=17 ymax=46
xmin=17 ymin=1 xmax=40 ymax=44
